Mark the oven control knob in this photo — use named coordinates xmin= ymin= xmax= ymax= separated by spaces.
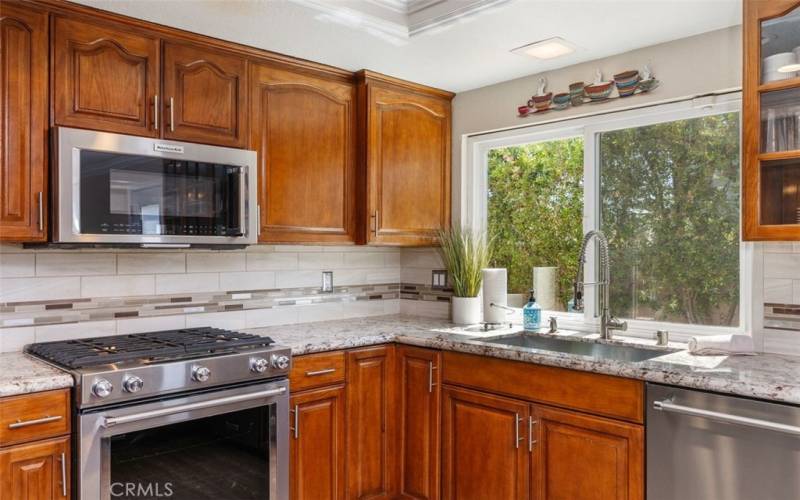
xmin=271 ymin=354 xmax=290 ymax=370
xmin=192 ymin=365 xmax=211 ymax=382
xmin=123 ymin=375 xmax=144 ymax=393
xmin=250 ymin=357 xmax=269 ymax=373
xmin=92 ymin=379 xmax=114 ymax=398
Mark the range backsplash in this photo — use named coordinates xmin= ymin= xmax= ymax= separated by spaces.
xmin=0 ymin=246 xmax=450 ymax=352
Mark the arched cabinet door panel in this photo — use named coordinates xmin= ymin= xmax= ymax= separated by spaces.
xmin=1 ymin=3 xmax=47 ymax=242
xmin=163 ymin=42 xmax=247 ymax=148
xmin=249 ymin=64 xmax=357 ymax=243
xmin=53 ymin=16 xmax=160 ymax=137
xmin=360 ymin=72 xmax=453 ymax=246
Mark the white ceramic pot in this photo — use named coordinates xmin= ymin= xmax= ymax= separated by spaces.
xmin=451 ymin=296 xmax=482 ymax=325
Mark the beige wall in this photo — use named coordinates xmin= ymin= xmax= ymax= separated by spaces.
xmin=451 ymin=25 xmax=743 ymax=213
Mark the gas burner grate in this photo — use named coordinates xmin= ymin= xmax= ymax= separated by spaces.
xmin=26 ymin=327 xmax=275 ymax=369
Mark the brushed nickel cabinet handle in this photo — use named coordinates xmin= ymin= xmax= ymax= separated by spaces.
xmin=168 ymin=97 xmax=175 ymax=132
xmin=528 ymin=416 xmax=537 ymax=452
xmin=371 ymin=210 xmax=379 ymax=235
xmin=305 ymin=368 xmax=336 ymax=377
xmin=8 ymin=414 xmax=62 ymax=429
xmin=257 ymin=204 xmax=262 ymax=236
xmin=60 ymin=452 xmax=67 ymax=497
xmin=428 ymin=362 xmax=437 ymax=393
xmin=36 ymin=192 xmax=43 ymax=231
xmin=515 ymin=413 xmax=523 ymax=449
xmin=290 ymin=404 xmax=299 ymax=439
xmin=153 ymin=95 xmax=159 ymax=131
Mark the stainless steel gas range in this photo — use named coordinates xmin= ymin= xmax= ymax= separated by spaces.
xmin=26 ymin=327 xmax=291 ymax=500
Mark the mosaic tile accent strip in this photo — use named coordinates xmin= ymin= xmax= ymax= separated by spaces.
xmin=764 ymin=303 xmax=800 ymax=332
xmin=0 ymin=284 xmax=401 ymax=329
xmin=400 ymin=283 xmax=454 ymax=303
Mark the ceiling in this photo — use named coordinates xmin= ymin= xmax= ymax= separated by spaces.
xmin=71 ymin=0 xmax=742 ymax=93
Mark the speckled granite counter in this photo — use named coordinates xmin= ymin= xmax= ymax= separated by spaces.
xmin=0 ymin=352 xmax=73 ymax=397
xmin=245 ymin=315 xmax=800 ymax=406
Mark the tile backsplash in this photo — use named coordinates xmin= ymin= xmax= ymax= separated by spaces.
xmin=0 ymin=245 xmax=451 ymax=352
xmin=762 ymin=242 xmax=800 ymax=355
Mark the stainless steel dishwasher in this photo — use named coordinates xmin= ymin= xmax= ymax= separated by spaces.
xmin=647 ymin=383 xmax=800 ymax=500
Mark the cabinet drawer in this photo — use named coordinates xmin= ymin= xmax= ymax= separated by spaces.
xmin=290 ymin=351 xmax=346 ymax=391
xmin=443 ymin=352 xmax=644 ymax=423
xmin=0 ymin=389 xmax=71 ymax=446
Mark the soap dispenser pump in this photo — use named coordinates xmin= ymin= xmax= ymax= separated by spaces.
xmin=523 ymin=289 xmax=542 ymax=331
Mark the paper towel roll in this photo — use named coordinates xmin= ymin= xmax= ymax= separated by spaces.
xmin=482 ymin=268 xmax=507 ymax=324
xmin=533 ymin=267 xmax=557 ymax=310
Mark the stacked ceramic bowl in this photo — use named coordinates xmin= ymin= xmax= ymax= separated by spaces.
xmin=763 ymin=52 xmax=797 ymax=82
xmin=613 ymin=70 xmax=640 ymax=97
xmin=584 ymin=81 xmax=614 ymax=101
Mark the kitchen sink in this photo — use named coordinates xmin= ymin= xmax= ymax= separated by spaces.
xmin=479 ymin=333 xmax=666 ymax=362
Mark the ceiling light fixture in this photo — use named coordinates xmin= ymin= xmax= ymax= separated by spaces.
xmin=511 ymin=37 xmax=576 ymax=59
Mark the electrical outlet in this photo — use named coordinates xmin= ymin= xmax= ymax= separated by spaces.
xmin=322 ymin=271 xmax=334 ymax=293
xmin=432 ymin=270 xmax=447 ymax=289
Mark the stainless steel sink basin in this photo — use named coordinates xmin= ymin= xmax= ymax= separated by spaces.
xmin=479 ymin=333 xmax=666 ymax=362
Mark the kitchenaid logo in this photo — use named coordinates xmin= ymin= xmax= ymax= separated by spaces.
xmin=154 ymin=143 xmax=184 ymax=154
xmin=111 ymin=482 xmax=174 ymax=497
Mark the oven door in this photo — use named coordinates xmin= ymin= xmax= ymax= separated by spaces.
xmin=55 ymin=126 xmax=257 ymax=246
xmin=78 ymin=380 xmax=288 ymax=500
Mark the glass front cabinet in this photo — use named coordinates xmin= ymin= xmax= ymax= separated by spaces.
xmin=744 ymin=0 xmax=800 ymax=239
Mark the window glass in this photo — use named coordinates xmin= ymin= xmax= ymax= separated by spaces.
xmin=599 ymin=112 xmax=740 ymax=326
xmin=487 ymin=137 xmax=584 ymax=311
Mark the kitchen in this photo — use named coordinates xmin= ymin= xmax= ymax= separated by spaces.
xmin=1 ymin=0 xmax=799 ymax=499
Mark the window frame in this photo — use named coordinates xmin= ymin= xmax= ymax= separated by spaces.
xmin=462 ymin=92 xmax=757 ymax=341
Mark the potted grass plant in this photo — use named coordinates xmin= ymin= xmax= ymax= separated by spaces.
xmin=437 ymin=227 xmax=492 ymax=325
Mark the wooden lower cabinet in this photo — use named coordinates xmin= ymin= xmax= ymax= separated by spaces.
xmin=290 ymin=385 xmax=346 ymax=500
xmin=396 ymin=346 xmax=440 ymax=500
xmin=532 ymin=405 xmax=643 ymax=500
xmin=0 ymin=436 xmax=70 ymax=500
xmin=441 ymin=385 xmax=530 ymax=500
xmin=345 ymin=345 xmax=396 ymax=499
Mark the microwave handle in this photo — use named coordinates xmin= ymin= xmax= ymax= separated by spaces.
xmin=238 ymin=166 xmax=247 ymax=237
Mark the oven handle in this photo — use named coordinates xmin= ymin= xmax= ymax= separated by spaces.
xmin=102 ymin=386 xmax=286 ymax=428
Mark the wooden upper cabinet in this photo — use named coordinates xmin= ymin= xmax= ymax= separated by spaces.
xmin=250 ymin=64 xmax=358 ymax=243
xmin=163 ymin=42 xmax=247 ymax=147
xmin=396 ymin=346 xmax=441 ymax=500
xmin=531 ymin=405 xmax=643 ymax=500
xmin=743 ymin=0 xmax=800 ymax=240
xmin=346 ymin=345 xmax=396 ymax=499
xmin=1 ymin=2 xmax=47 ymax=242
xmin=290 ymin=385 xmax=346 ymax=500
xmin=360 ymin=71 xmax=453 ymax=246
xmin=441 ymin=386 xmax=529 ymax=500
xmin=53 ymin=16 xmax=160 ymax=137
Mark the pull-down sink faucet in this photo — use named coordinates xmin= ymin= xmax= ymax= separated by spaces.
xmin=572 ymin=230 xmax=627 ymax=340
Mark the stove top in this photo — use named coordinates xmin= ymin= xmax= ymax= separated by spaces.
xmin=27 ymin=327 xmax=276 ymax=369
xmin=26 ymin=327 xmax=292 ymax=409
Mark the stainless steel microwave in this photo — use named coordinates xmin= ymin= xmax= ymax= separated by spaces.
xmin=53 ymin=127 xmax=258 ymax=247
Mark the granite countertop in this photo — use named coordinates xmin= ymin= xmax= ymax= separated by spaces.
xmin=0 ymin=352 xmax=74 ymax=398
xmin=246 ymin=315 xmax=800 ymax=406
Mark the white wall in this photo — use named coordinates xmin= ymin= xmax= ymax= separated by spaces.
xmin=451 ymin=26 xmax=743 ymax=218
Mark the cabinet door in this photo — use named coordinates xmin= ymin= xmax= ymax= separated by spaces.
xmin=346 ymin=345 xmax=396 ymax=499
xmin=396 ymin=346 xmax=440 ymax=500
xmin=53 ymin=16 xmax=160 ymax=137
xmin=1 ymin=3 xmax=47 ymax=242
xmin=290 ymin=385 xmax=345 ymax=500
xmin=163 ymin=42 xmax=247 ymax=147
xmin=364 ymin=83 xmax=451 ymax=246
xmin=0 ymin=436 xmax=70 ymax=500
xmin=250 ymin=64 xmax=357 ymax=243
xmin=441 ymin=385 xmax=529 ymax=500
xmin=531 ymin=405 xmax=643 ymax=500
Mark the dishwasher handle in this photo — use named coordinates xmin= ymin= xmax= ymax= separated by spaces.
xmin=654 ymin=398 xmax=800 ymax=436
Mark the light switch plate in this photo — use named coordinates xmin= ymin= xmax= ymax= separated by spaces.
xmin=322 ymin=271 xmax=334 ymax=293
xmin=432 ymin=270 xmax=447 ymax=289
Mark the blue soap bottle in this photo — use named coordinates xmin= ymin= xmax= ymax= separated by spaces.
xmin=523 ymin=289 xmax=541 ymax=331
